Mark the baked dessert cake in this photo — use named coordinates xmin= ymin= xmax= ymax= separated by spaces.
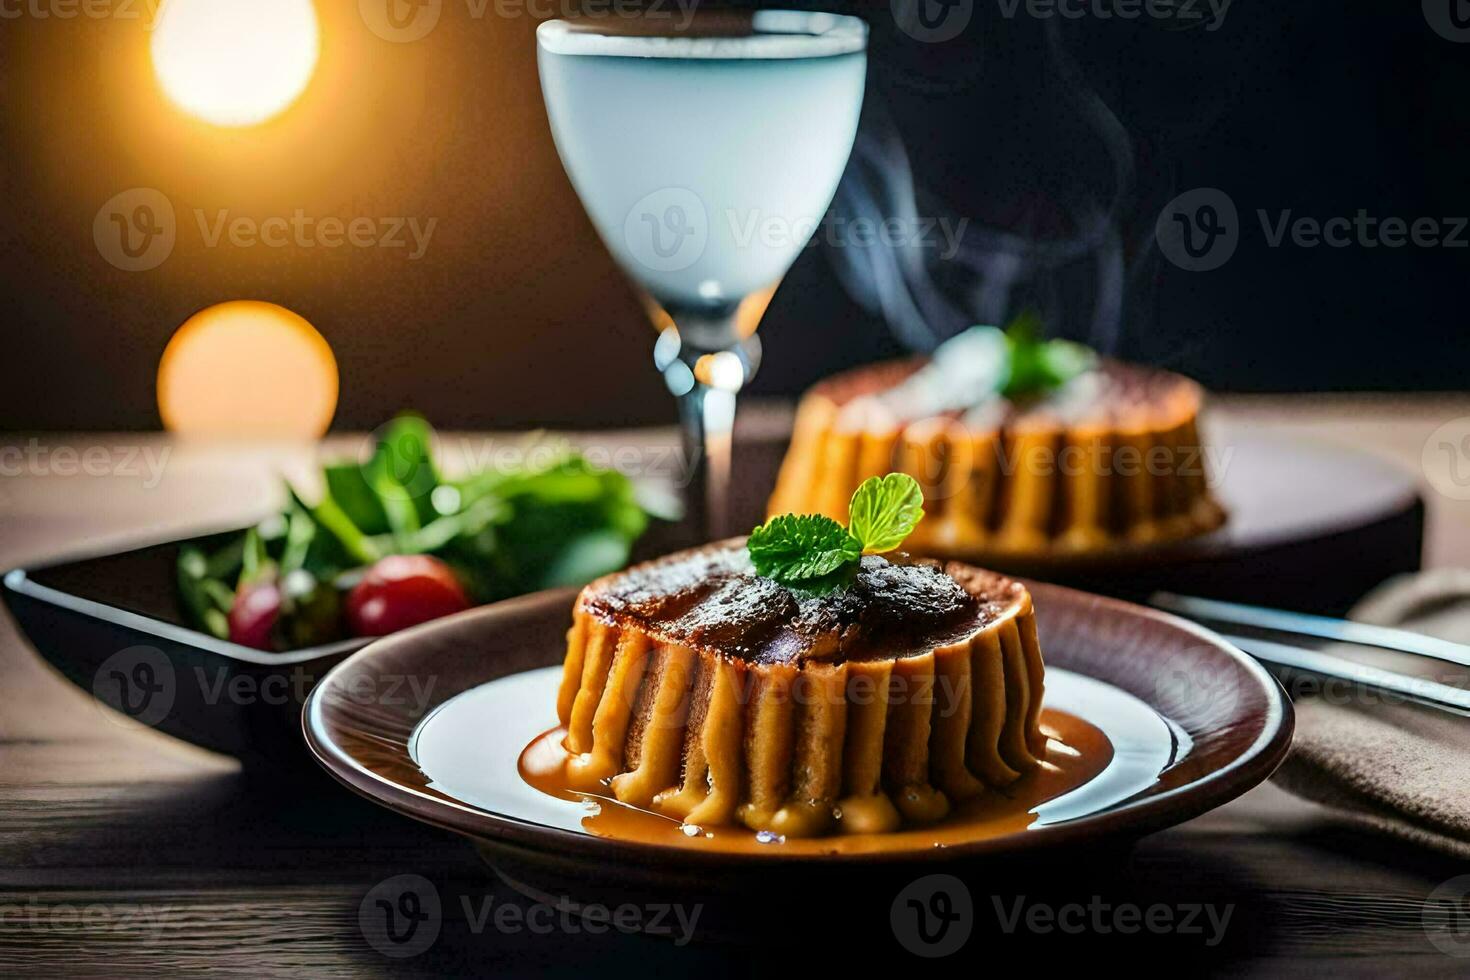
xmin=555 ymin=541 xmax=1046 ymax=838
xmin=768 ymin=326 xmax=1227 ymax=558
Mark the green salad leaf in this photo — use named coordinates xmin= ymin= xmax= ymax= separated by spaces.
xmin=174 ymin=414 xmax=653 ymax=651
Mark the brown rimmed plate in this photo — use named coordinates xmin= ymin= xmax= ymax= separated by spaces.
xmin=303 ymin=580 xmax=1292 ymax=918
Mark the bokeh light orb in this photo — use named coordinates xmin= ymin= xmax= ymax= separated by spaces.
xmin=158 ymin=301 xmax=338 ymax=438
xmin=151 ymin=0 xmax=320 ymax=127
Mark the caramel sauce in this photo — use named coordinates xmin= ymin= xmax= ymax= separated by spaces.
xmin=519 ymin=707 xmax=1112 ymax=855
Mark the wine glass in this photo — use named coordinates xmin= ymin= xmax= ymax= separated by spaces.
xmin=537 ymin=10 xmax=867 ymax=538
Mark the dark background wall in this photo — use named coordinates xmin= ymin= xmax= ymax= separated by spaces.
xmin=2 ymin=2 xmax=1466 ymax=432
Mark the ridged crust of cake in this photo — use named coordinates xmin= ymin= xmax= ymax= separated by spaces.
xmin=768 ymin=359 xmax=1227 ymax=557
xmin=555 ymin=543 xmax=1047 ymax=838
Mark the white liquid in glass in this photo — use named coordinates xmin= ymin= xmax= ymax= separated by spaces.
xmin=537 ymin=14 xmax=867 ymax=310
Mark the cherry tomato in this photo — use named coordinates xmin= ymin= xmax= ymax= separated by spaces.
xmin=229 ymin=579 xmax=283 ymax=651
xmin=346 ymin=555 xmax=471 ymax=637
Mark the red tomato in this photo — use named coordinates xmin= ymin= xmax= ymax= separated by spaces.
xmin=346 ymin=555 xmax=471 ymax=637
xmin=229 ymin=579 xmax=282 ymax=651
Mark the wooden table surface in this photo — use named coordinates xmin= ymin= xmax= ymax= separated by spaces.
xmin=3 ymin=396 xmax=1470 ymax=977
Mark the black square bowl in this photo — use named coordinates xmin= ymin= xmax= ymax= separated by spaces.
xmin=2 ymin=530 xmax=368 ymax=769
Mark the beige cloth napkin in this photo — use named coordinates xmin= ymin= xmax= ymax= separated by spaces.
xmin=1271 ymin=569 xmax=1470 ymax=857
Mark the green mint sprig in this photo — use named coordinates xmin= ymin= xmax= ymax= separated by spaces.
xmin=748 ymin=473 xmax=925 ymax=588
xmin=998 ymin=310 xmax=1096 ymax=399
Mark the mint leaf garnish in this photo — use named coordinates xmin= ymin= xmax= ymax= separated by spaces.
xmin=748 ymin=473 xmax=927 ymax=588
xmin=999 ymin=311 xmax=1096 ymax=399
xmin=848 ymin=473 xmax=925 ymax=554
xmin=748 ymin=514 xmax=862 ymax=584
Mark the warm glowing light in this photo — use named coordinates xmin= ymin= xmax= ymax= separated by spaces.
xmin=158 ymin=301 xmax=338 ymax=438
xmin=151 ymin=0 xmax=320 ymax=127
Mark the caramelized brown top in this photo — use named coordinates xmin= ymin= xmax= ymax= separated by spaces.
xmin=812 ymin=357 xmax=1201 ymax=429
xmin=579 ymin=541 xmax=1027 ymax=665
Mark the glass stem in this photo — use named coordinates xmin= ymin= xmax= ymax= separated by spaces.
xmin=675 ymin=377 xmax=736 ymax=540
xmin=657 ymin=309 xmax=757 ymax=542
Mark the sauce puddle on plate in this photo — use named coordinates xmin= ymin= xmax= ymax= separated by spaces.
xmin=518 ymin=709 xmax=1113 ymax=855
xmin=411 ymin=666 xmax=1177 ymax=852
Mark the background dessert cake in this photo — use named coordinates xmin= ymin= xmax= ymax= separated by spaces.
xmin=768 ymin=319 xmax=1227 ymax=558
